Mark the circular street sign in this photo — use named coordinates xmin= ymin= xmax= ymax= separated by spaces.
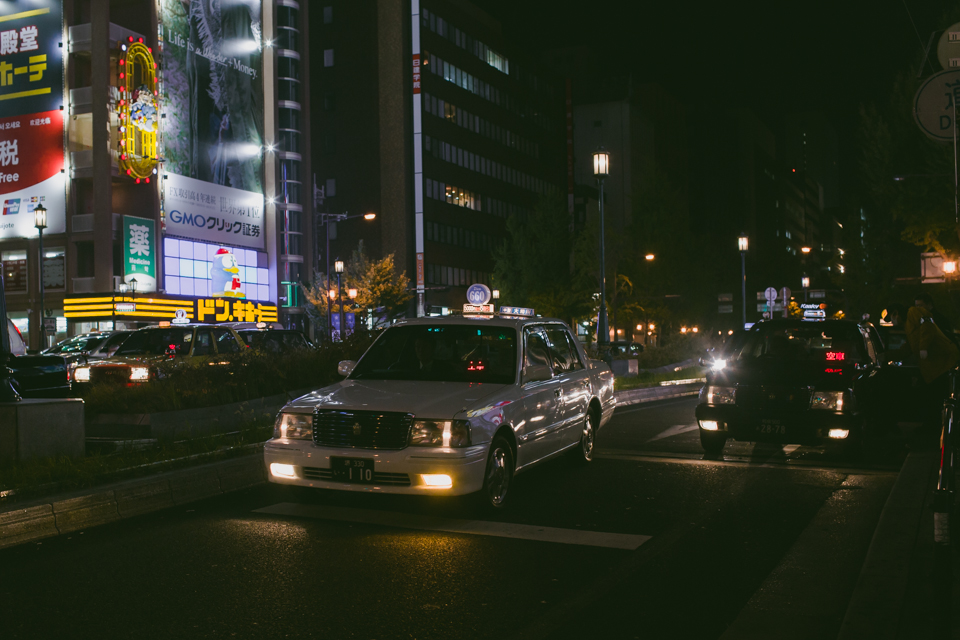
xmin=764 ymin=287 xmax=777 ymax=303
xmin=466 ymin=283 xmax=492 ymax=305
xmin=938 ymin=23 xmax=960 ymax=71
xmin=913 ymin=69 xmax=960 ymax=141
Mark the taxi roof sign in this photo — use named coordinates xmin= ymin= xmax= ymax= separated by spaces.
xmin=463 ymin=303 xmax=495 ymax=314
xmin=500 ymin=306 xmax=535 ymax=317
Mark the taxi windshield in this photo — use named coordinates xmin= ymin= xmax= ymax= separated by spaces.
xmin=114 ymin=329 xmax=193 ymax=357
xmin=738 ymin=324 xmax=868 ymax=363
xmin=350 ymin=324 xmax=517 ymax=384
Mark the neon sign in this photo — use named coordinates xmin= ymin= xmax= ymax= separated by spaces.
xmin=117 ymin=38 xmax=159 ymax=182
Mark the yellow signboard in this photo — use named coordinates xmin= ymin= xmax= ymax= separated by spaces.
xmin=64 ymin=293 xmax=278 ymax=323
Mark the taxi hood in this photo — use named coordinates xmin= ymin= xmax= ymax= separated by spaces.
xmin=710 ymin=357 xmax=858 ymax=390
xmin=283 ymin=379 xmax=510 ymax=419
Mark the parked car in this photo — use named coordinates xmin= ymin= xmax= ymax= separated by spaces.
xmin=695 ymin=318 xmax=906 ymax=454
xmin=72 ymin=324 xmax=246 ymax=385
xmin=238 ymin=328 xmax=312 ymax=353
xmin=265 ymin=315 xmax=616 ymax=509
xmin=4 ymin=318 xmax=70 ymax=398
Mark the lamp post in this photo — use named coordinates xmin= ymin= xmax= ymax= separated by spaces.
xmin=738 ymin=234 xmax=748 ymax=329
xmin=593 ymin=147 xmax=610 ymax=346
xmin=334 ymin=260 xmax=344 ymax=341
xmin=317 ymin=211 xmax=376 ymax=342
xmin=34 ymin=204 xmax=47 ymax=348
xmin=801 ymin=275 xmax=810 ymax=303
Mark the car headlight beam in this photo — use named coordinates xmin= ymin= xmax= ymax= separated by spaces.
xmin=130 ymin=367 xmax=150 ymax=381
xmin=74 ymin=367 xmax=90 ymax=382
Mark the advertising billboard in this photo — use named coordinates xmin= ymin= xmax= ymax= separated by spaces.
xmin=0 ymin=110 xmax=64 ymax=238
xmin=123 ymin=215 xmax=157 ymax=292
xmin=159 ymin=0 xmax=263 ymax=195
xmin=163 ymin=237 xmax=271 ymax=302
xmin=164 ymin=172 xmax=264 ymax=249
xmin=0 ymin=0 xmax=64 ymax=240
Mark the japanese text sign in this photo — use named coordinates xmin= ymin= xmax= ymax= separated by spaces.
xmin=164 ymin=172 xmax=265 ymax=250
xmin=123 ymin=215 xmax=157 ymax=292
xmin=0 ymin=1 xmax=62 ymax=116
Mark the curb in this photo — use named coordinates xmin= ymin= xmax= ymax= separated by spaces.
xmin=614 ymin=382 xmax=702 ymax=407
xmin=0 ymin=451 xmax=266 ymax=550
xmin=836 ymin=451 xmax=937 ymax=639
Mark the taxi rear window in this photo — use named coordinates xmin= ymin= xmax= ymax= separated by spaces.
xmin=737 ymin=325 xmax=868 ymax=363
xmin=350 ymin=325 xmax=517 ymax=384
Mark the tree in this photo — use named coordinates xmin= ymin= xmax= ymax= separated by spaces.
xmin=302 ymin=241 xmax=413 ymax=335
xmin=492 ymin=193 xmax=594 ymax=324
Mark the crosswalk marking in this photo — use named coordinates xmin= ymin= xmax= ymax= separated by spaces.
xmin=254 ymin=502 xmax=651 ymax=550
xmin=644 ymin=423 xmax=700 ymax=444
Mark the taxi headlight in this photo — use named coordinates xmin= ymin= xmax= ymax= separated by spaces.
xmin=274 ymin=412 xmax=313 ymax=440
xmin=410 ymin=419 xmax=471 ymax=447
xmin=703 ymin=385 xmax=736 ymax=405
xmin=74 ymin=367 xmax=90 ymax=382
xmin=129 ymin=367 xmax=150 ymax=381
xmin=811 ymin=390 xmax=845 ymax=411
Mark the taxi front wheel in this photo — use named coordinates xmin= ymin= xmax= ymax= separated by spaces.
xmin=475 ymin=436 xmax=515 ymax=511
xmin=700 ymin=430 xmax=726 ymax=455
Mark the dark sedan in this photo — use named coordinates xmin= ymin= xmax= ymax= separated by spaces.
xmin=695 ymin=319 xmax=896 ymax=454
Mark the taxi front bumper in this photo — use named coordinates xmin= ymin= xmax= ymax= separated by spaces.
xmin=263 ymin=440 xmax=488 ymax=496
xmin=695 ymin=404 xmax=861 ymax=445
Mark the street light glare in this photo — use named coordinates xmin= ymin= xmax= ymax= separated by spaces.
xmin=738 ymin=235 xmax=748 ymax=252
xmin=593 ymin=148 xmax=610 ymax=177
xmin=801 ymin=246 xmax=811 ymax=254
xmin=645 ymin=254 xmax=655 ymax=261
xmin=945 ymin=261 xmax=958 ymax=274
xmin=364 ymin=212 xmax=377 ymax=220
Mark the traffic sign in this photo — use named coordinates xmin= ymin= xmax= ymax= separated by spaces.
xmin=914 ymin=69 xmax=960 ymax=141
xmin=466 ymin=284 xmax=491 ymax=305
xmin=764 ymin=287 xmax=777 ymax=304
xmin=938 ymin=23 xmax=960 ymax=70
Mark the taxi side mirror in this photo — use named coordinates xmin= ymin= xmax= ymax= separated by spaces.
xmin=522 ymin=364 xmax=553 ymax=385
xmin=338 ymin=360 xmax=356 ymax=377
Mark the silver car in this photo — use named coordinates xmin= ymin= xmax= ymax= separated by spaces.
xmin=264 ymin=315 xmax=615 ymax=509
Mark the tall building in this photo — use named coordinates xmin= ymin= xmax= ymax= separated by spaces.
xmin=312 ymin=0 xmax=565 ymax=316
xmin=0 ymin=0 xmax=313 ymax=348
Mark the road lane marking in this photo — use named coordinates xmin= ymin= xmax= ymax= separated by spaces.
xmin=595 ymin=449 xmax=900 ymax=475
xmin=644 ymin=423 xmax=700 ymax=444
xmin=612 ymin=396 xmax=698 ymax=415
xmin=253 ymin=503 xmax=651 ymax=550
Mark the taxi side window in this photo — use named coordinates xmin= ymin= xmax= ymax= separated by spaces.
xmin=193 ymin=329 xmax=214 ymax=356
xmin=523 ymin=327 xmax=552 ymax=370
xmin=213 ymin=328 xmax=241 ymax=354
xmin=544 ymin=327 xmax=582 ymax=372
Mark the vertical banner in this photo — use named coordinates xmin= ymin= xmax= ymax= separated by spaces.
xmin=411 ymin=1 xmax=425 ymax=317
xmin=123 ymin=215 xmax=158 ymax=292
xmin=0 ymin=0 xmax=64 ymax=240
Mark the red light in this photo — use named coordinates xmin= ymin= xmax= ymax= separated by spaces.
xmin=119 ymin=59 xmax=124 ymax=65
xmin=825 ymin=352 xmax=846 ymax=361
xmin=825 ymin=368 xmax=842 ymax=373
xmin=466 ymin=360 xmax=485 ymax=372
xmin=119 ymin=72 xmax=124 ymax=79
xmin=128 ymin=36 xmax=134 ymax=42
xmin=145 ymin=177 xmax=150 ymax=183
xmin=138 ymin=37 xmax=143 ymax=43
xmin=126 ymin=169 xmax=132 ymax=175
xmin=148 ymin=47 xmax=152 ymax=53
xmin=136 ymin=178 xmax=141 ymax=184
xmin=791 ymin=168 xmax=796 ymax=173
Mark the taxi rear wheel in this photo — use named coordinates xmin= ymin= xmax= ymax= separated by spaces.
xmin=477 ymin=436 xmax=514 ymax=511
xmin=569 ymin=409 xmax=597 ymax=465
xmin=700 ymin=430 xmax=726 ymax=455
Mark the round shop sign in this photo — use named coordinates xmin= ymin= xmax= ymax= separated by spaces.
xmin=914 ymin=69 xmax=960 ymax=141
xmin=466 ymin=283 xmax=492 ymax=305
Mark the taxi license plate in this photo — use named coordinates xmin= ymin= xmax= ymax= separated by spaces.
xmin=331 ymin=457 xmax=375 ymax=484
xmin=757 ymin=419 xmax=786 ymax=436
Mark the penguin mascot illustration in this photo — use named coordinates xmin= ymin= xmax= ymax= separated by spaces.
xmin=211 ymin=248 xmax=246 ymax=298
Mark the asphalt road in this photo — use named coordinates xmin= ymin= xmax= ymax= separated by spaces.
xmin=0 ymin=397 xmax=905 ymax=640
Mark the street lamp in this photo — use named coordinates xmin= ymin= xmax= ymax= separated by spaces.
xmin=334 ymin=260 xmax=344 ymax=341
xmin=593 ymin=147 xmax=610 ymax=346
xmin=645 ymin=254 xmax=655 ymax=261
xmin=738 ymin=234 xmax=748 ymax=329
xmin=316 ymin=209 xmax=377 ymax=341
xmin=492 ymin=288 xmax=500 ymax=300
xmin=801 ymin=275 xmax=810 ymax=303
xmin=801 ymin=246 xmax=811 ymax=254
xmin=34 ymin=204 xmax=47 ymax=348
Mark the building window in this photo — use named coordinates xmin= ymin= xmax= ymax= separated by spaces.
xmin=324 ymin=49 xmax=334 ymax=67
xmin=323 ymin=6 xmax=333 ymax=24
xmin=277 ymin=26 xmax=298 ymax=51
xmin=278 ymin=56 xmax=300 ymax=80
xmin=325 ymin=178 xmax=336 ymax=197
xmin=278 ymin=79 xmax=300 ymax=103
xmin=277 ymin=5 xmax=299 ymax=29
xmin=1 ymin=249 xmax=27 ymax=293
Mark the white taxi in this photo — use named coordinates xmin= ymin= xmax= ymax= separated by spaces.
xmin=264 ymin=314 xmax=615 ymax=509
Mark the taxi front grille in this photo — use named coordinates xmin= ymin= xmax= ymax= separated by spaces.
xmin=300 ymin=467 xmax=412 ymax=486
xmin=738 ymin=387 xmax=811 ymax=411
xmin=89 ymin=366 xmax=130 ymax=385
xmin=313 ymin=410 xmax=414 ymax=450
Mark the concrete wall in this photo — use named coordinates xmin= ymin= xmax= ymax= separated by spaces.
xmin=0 ymin=399 xmax=85 ymax=464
